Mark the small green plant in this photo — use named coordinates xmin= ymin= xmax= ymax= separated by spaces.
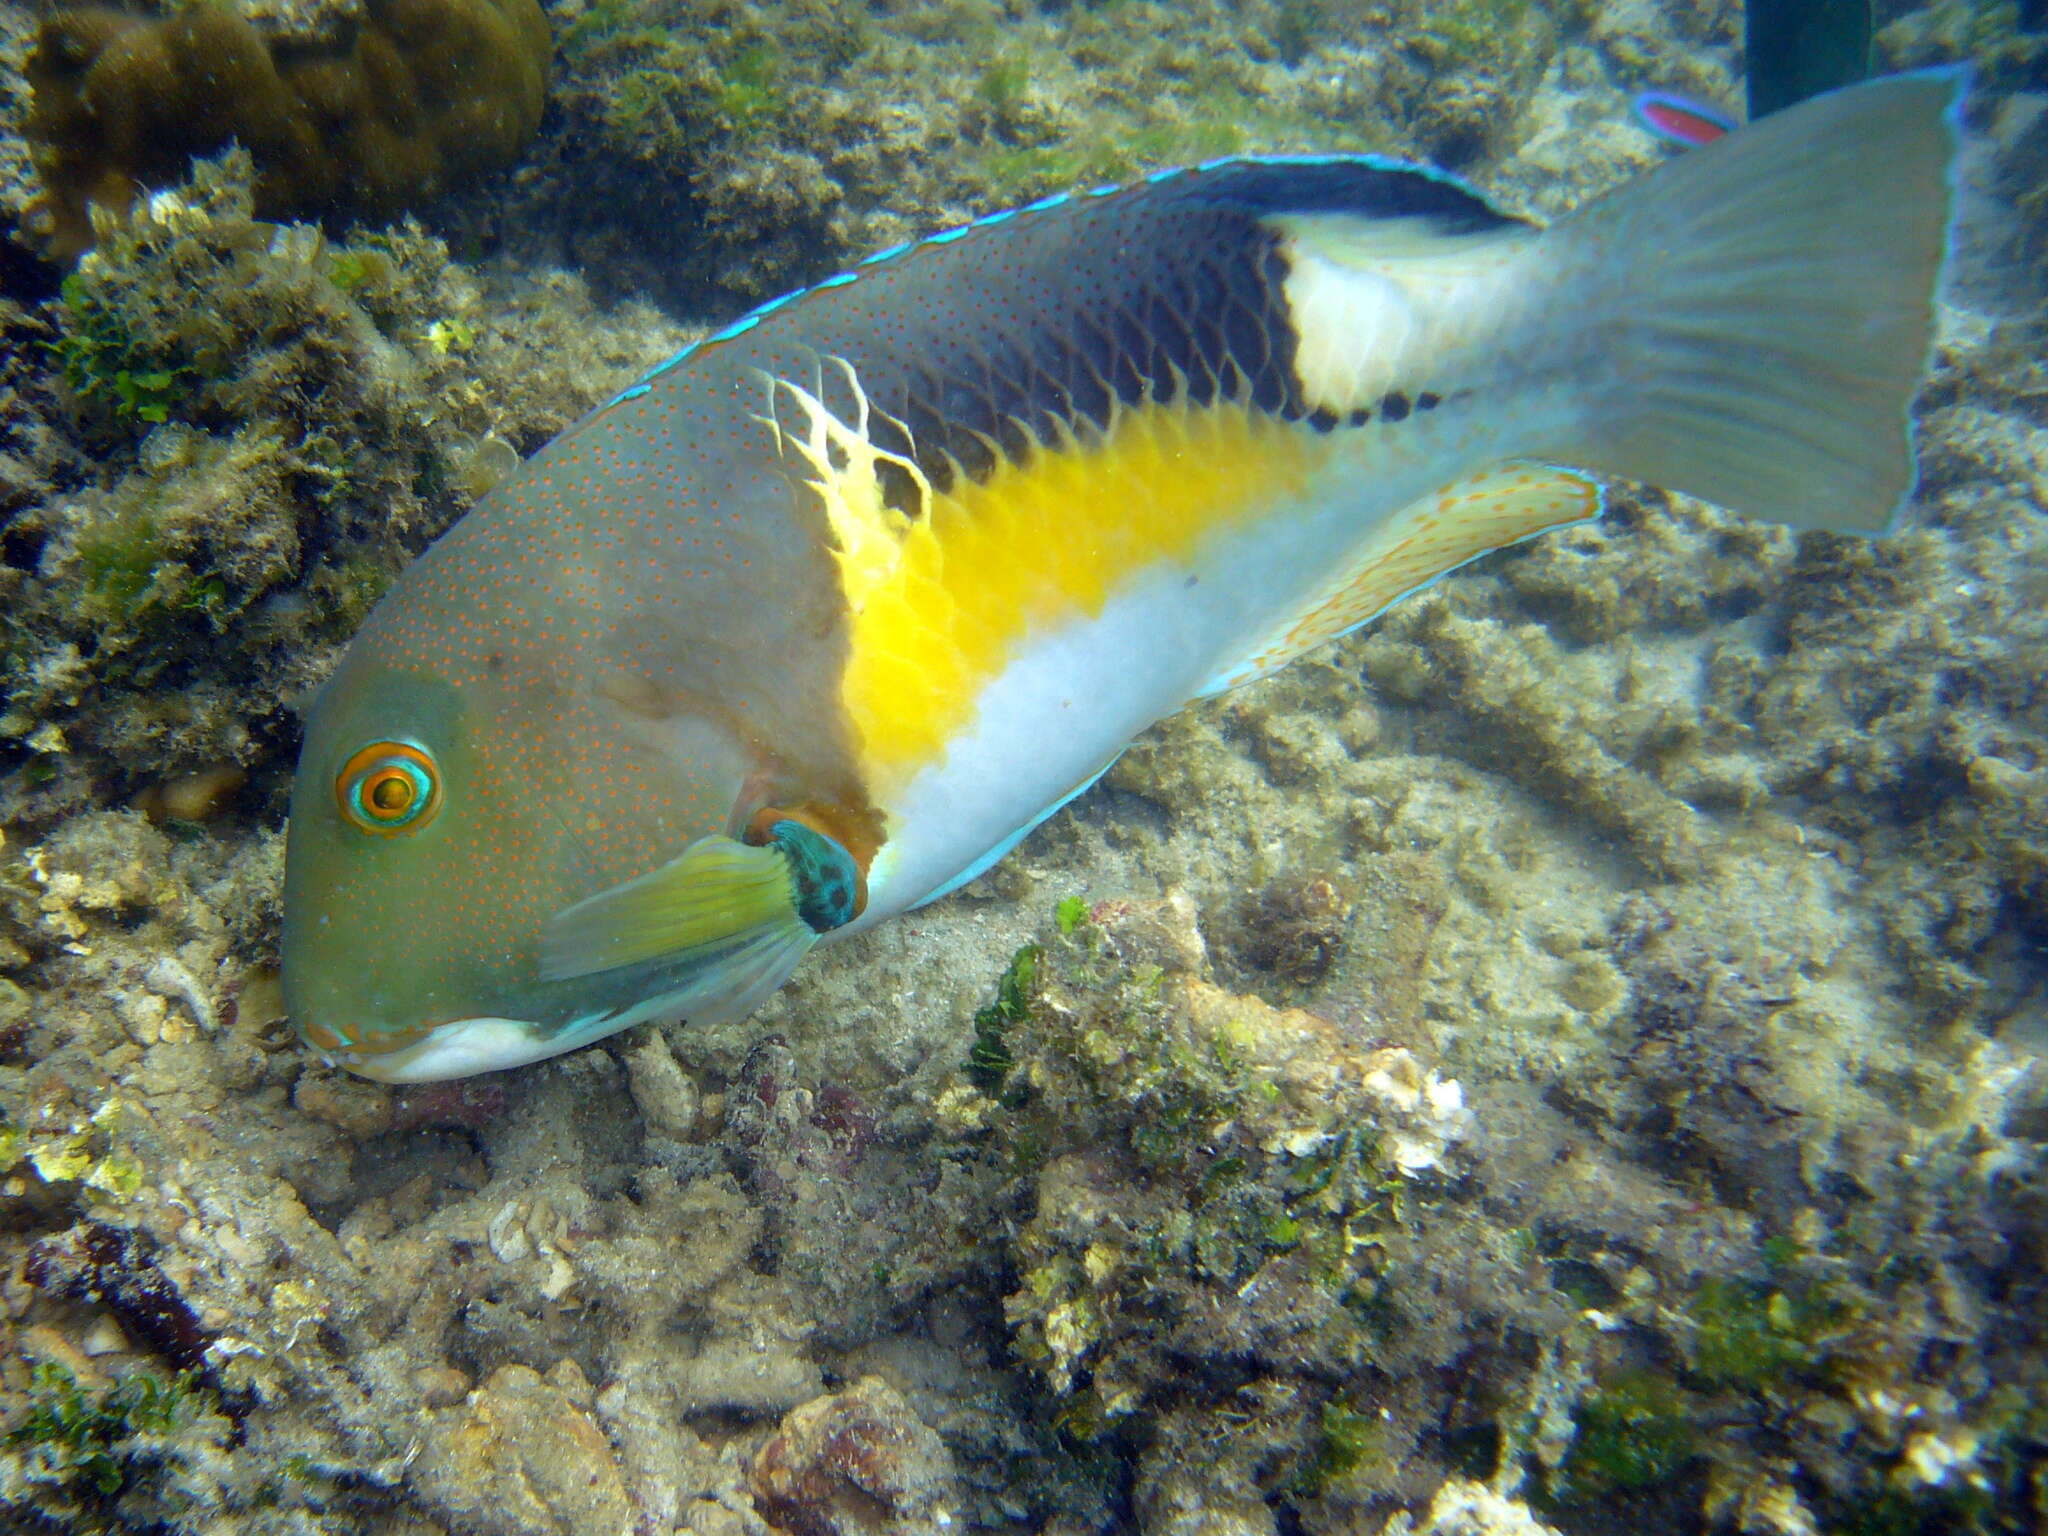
xmin=109 ymin=369 xmax=180 ymax=424
xmin=7 ymin=1362 xmax=202 ymax=1497
xmin=1055 ymin=895 xmax=1089 ymax=934
xmin=1414 ymin=0 xmax=1533 ymax=62
xmin=558 ymin=0 xmax=645 ymax=60
xmin=975 ymin=53 xmax=1032 ymax=114
xmin=325 ymin=245 xmax=392 ymax=294
xmin=1690 ymin=1273 xmax=1846 ymax=1389
xmin=1303 ymin=1400 xmax=1378 ymax=1489
xmin=968 ymin=942 xmax=1040 ymax=1094
xmin=74 ymin=512 xmax=166 ymax=615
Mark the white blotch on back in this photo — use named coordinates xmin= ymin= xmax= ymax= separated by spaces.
xmin=1270 ymin=213 xmax=1537 ymax=414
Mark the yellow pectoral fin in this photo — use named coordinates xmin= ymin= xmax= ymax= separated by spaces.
xmin=1212 ymin=460 xmax=1602 ymax=694
xmin=540 ymin=835 xmax=806 ymax=982
xmin=539 ymin=816 xmax=867 ymax=985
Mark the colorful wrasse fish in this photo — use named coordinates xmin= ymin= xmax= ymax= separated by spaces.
xmin=283 ymin=72 xmax=1963 ymax=1081
xmin=1632 ymin=90 xmax=1737 ymax=147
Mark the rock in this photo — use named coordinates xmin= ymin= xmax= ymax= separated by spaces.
xmin=626 ymin=1029 xmax=701 ymax=1141
xmin=411 ymin=1363 xmax=471 ymax=1409
xmin=411 ymin=1361 xmax=634 ymax=1536
xmin=1382 ymin=1477 xmax=1565 ymax=1536
xmin=749 ymin=1376 xmax=960 ymax=1536
xmin=675 ymin=1335 xmax=823 ymax=1418
xmin=292 ymin=1065 xmax=393 ymax=1140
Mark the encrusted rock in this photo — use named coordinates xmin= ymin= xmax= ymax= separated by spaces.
xmin=411 ymin=1361 xmax=634 ymax=1536
xmin=291 ymin=1064 xmax=394 ymax=1141
xmin=749 ymin=1375 xmax=960 ymax=1536
xmin=626 ymin=1028 xmax=701 ymax=1141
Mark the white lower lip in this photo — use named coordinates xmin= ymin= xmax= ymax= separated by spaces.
xmin=329 ymin=984 xmax=716 ymax=1082
xmin=324 ymin=925 xmax=817 ymax=1082
xmin=336 ymin=1017 xmax=575 ymax=1082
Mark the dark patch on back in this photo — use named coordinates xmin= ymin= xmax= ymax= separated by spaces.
xmin=750 ymin=158 xmax=1524 ymax=509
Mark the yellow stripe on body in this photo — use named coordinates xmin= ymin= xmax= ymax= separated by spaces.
xmin=767 ymin=362 xmax=1333 ymax=790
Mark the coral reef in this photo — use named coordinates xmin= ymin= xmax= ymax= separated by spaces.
xmin=0 ymin=0 xmax=2040 ymax=1532
xmin=22 ymin=0 xmax=553 ymax=260
xmin=933 ymin=891 xmax=2048 ymax=1533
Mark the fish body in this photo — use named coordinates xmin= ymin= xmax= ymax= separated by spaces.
xmin=283 ymin=72 xmax=1964 ymax=1081
xmin=1632 ymin=90 xmax=1738 ymax=147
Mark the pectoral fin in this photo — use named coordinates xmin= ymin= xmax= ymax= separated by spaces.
xmin=539 ymin=820 xmax=864 ymax=983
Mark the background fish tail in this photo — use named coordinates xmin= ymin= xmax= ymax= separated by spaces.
xmin=1548 ymin=69 xmax=1964 ymax=533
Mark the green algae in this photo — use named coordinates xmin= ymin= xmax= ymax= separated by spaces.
xmin=1689 ymin=1272 xmax=1847 ymax=1390
xmin=715 ymin=43 xmax=789 ymax=136
xmin=51 ymin=273 xmax=189 ymax=428
xmin=967 ymin=940 xmax=1039 ymax=1096
xmin=0 ymin=147 xmax=690 ymax=818
xmin=1545 ymin=1373 xmax=1696 ymax=1503
xmin=6 ymin=1362 xmax=205 ymax=1500
xmin=6 ymin=1098 xmax=146 ymax=1204
xmin=1413 ymin=0 xmax=1537 ymax=63
xmin=1305 ymin=1400 xmax=1380 ymax=1490
xmin=73 ymin=512 xmax=167 ymax=618
xmin=981 ymin=894 xmax=1475 ymax=1461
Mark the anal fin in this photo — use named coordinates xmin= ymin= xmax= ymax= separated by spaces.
xmin=1200 ymin=460 xmax=1601 ymax=696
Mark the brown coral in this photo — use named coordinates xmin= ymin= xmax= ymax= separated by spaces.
xmin=23 ymin=0 xmax=552 ymax=260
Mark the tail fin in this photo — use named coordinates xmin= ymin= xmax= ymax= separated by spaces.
xmin=1549 ymin=70 xmax=1964 ymax=534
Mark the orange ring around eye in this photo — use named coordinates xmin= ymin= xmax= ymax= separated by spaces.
xmin=337 ymin=741 xmax=441 ymax=836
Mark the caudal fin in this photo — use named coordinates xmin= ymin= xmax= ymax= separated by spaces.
xmin=1552 ymin=70 xmax=1964 ymax=533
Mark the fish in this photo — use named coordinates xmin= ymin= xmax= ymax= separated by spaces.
xmin=1634 ymin=0 xmax=1871 ymax=151
xmin=281 ymin=71 xmax=1964 ymax=1082
xmin=1631 ymin=90 xmax=1736 ymax=148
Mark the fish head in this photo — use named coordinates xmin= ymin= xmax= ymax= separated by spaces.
xmin=280 ymin=592 xmax=788 ymax=1083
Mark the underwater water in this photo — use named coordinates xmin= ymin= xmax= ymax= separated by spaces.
xmin=0 ymin=0 xmax=2043 ymax=1532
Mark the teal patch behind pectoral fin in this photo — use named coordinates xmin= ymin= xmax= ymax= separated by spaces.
xmin=769 ymin=819 xmax=863 ymax=932
xmin=540 ymin=834 xmax=812 ymax=982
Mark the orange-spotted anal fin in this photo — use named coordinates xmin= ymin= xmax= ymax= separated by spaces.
xmin=1201 ymin=460 xmax=1602 ymax=696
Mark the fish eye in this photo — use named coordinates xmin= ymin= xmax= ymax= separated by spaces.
xmin=337 ymin=741 xmax=441 ymax=836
